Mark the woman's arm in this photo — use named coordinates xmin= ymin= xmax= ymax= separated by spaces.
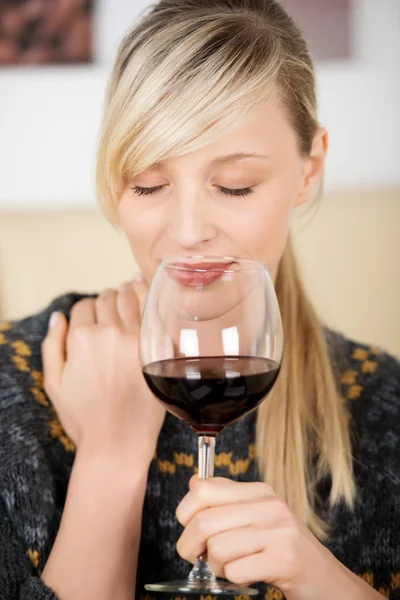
xmin=38 ymin=280 xmax=165 ymax=599
xmin=41 ymin=450 xmax=150 ymax=600
xmin=0 ymin=451 xmax=150 ymax=600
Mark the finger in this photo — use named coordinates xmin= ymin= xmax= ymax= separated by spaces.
xmin=224 ymin=549 xmax=270 ymax=586
xmin=69 ymin=298 xmax=96 ymax=329
xmin=189 ymin=474 xmax=199 ymax=490
xmin=207 ymin=525 xmax=268 ymax=579
xmin=41 ymin=312 xmax=68 ymax=397
xmin=95 ymin=289 xmax=122 ymax=326
xmin=117 ymin=282 xmax=141 ymax=333
xmin=177 ymin=497 xmax=282 ymax=563
xmin=176 ymin=478 xmax=275 ymax=526
xmin=132 ymin=274 xmax=149 ymax=318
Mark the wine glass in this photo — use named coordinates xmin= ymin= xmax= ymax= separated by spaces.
xmin=139 ymin=256 xmax=283 ymax=595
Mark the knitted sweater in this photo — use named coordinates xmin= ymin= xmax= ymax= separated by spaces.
xmin=0 ymin=292 xmax=399 ymax=600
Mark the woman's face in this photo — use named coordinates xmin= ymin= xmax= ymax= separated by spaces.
xmin=118 ymin=98 xmax=327 ymax=284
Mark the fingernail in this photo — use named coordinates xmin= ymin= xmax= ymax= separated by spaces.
xmin=49 ymin=312 xmax=58 ymax=329
xmin=134 ymin=272 xmax=144 ymax=283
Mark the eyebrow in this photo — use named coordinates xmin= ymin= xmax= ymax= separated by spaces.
xmin=210 ymin=152 xmax=271 ymax=165
xmin=150 ymin=152 xmax=270 ymax=170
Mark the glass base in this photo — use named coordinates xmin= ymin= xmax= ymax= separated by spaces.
xmin=145 ymin=579 xmax=259 ymax=595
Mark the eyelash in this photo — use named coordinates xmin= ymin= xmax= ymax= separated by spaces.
xmin=131 ymin=185 xmax=254 ymax=198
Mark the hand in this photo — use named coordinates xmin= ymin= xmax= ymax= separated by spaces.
xmin=176 ymin=477 xmax=381 ymax=600
xmin=41 ymin=278 xmax=166 ymax=466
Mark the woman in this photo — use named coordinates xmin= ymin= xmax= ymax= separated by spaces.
xmin=0 ymin=1 xmax=398 ymax=599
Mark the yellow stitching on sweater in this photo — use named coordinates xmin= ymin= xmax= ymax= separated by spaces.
xmin=30 ymin=387 xmax=49 ymax=407
xmin=265 ymin=588 xmax=283 ymax=600
xmin=47 ymin=409 xmax=75 ymax=453
xmin=5 ymin=331 xmax=76 ymax=454
xmin=26 ymin=548 xmax=41 ymax=574
xmin=158 ymin=459 xmax=176 ymax=474
xmin=369 ymin=346 xmax=381 ymax=356
xmin=361 ymin=360 xmax=377 ymax=374
xmin=11 ymin=354 xmax=30 ymax=372
xmin=359 ymin=571 xmax=374 ymax=586
xmin=31 ymin=370 xmax=44 ymax=389
xmin=0 ymin=322 xmax=12 ymax=332
xmin=59 ymin=434 xmax=76 ymax=453
xmin=48 ymin=419 xmax=64 ymax=439
xmin=341 ymin=346 xmax=382 ymax=400
xmin=174 ymin=452 xmax=194 ymax=467
xmin=341 ymin=370 xmax=358 ymax=385
xmin=347 ymin=385 xmax=363 ymax=400
xmin=27 ymin=548 xmax=39 ymax=567
xmin=11 ymin=340 xmax=32 ymax=357
xmin=0 ymin=333 xmax=7 ymax=345
xmin=48 ymin=419 xmax=76 ymax=452
xmin=391 ymin=572 xmax=400 ymax=589
xmin=354 ymin=571 xmax=400 ymax=596
xmin=352 ymin=348 xmax=369 ymax=361
xmin=158 ymin=444 xmax=256 ymax=476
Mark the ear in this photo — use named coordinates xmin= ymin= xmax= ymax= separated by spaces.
xmin=294 ymin=127 xmax=328 ymax=207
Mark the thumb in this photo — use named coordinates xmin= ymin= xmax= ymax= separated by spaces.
xmin=41 ymin=311 xmax=68 ymax=397
xmin=189 ymin=474 xmax=200 ymax=490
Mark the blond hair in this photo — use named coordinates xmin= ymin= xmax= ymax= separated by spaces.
xmin=96 ymin=0 xmax=355 ymax=539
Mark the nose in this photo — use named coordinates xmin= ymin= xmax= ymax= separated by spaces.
xmin=167 ymin=191 xmax=217 ymax=249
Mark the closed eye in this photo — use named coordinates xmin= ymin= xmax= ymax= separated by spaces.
xmin=131 ymin=185 xmax=254 ymax=198
xmin=217 ymin=186 xmax=254 ymax=198
xmin=131 ymin=185 xmax=166 ymax=196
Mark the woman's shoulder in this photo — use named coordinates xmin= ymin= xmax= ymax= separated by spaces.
xmin=0 ymin=292 xmax=91 ymax=473
xmin=0 ymin=291 xmax=91 ymax=399
xmin=326 ymin=328 xmax=400 ymax=475
xmin=0 ymin=292 xmax=93 ymax=346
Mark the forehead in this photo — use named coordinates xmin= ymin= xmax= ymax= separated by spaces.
xmin=146 ymin=98 xmax=298 ymax=172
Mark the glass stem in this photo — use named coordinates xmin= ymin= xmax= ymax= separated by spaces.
xmin=198 ymin=434 xmax=215 ymax=480
xmin=187 ymin=435 xmax=217 ymax=584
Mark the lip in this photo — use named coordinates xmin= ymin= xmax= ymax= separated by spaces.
xmin=166 ymin=260 xmax=236 ymax=287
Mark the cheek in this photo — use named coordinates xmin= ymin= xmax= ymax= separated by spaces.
xmin=117 ymin=191 xmax=164 ymax=257
xmin=231 ymin=187 xmax=295 ymax=275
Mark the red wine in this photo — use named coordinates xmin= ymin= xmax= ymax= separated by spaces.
xmin=143 ymin=356 xmax=280 ymax=435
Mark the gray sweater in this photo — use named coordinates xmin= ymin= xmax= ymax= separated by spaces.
xmin=0 ymin=293 xmax=399 ymax=599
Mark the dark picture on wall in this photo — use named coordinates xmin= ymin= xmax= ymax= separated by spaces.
xmin=0 ymin=0 xmax=94 ymax=66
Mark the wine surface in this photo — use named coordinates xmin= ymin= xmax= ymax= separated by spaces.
xmin=143 ymin=355 xmax=280 ymax=434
